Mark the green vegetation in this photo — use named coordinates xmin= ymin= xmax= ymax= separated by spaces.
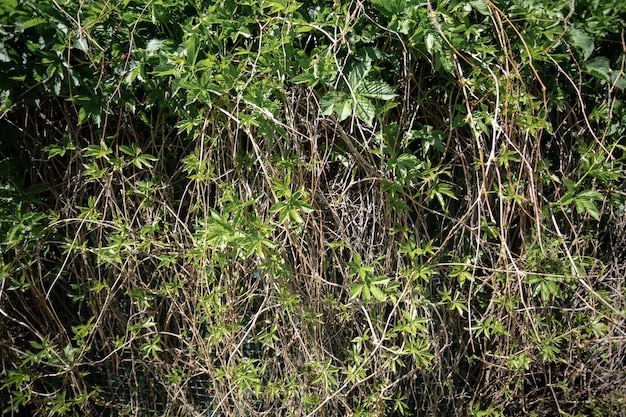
xmin=1 ymin=0 xmax=625 ymax=416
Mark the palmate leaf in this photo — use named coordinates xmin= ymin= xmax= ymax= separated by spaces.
xmin=369 ymin=285 xmax=387 ymax=302
xmin=362 ymin=285 xmax=371 ymax=302
xmin=322 ymin=63 xmax=396 ymax=125
xmin=349 ymin=283 xmax=364 ymax=300
xmin=321 ymin=91 xmax=392 ymax=126
xmin=369 ymin=275 xmax=391 ymax=286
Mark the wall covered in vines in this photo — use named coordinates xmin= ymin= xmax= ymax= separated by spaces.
xmin=1 ymin=0 xmax=626 ymax=416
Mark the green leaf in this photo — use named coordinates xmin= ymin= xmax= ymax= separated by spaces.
xmin=146 ymin=39 xmax=169 ymax=55
xmin=44 ymin=136 xmax=75 ymax=158
xmin=576 ymin=190 xmax=603 ymax=201
xmin=348 ymin=62 xmax=370 ymax=89
xmin=355 ymin=97 xmax=376 ymax=126
xmin=369 ymin=285 xmax=387 ymax=302
xmin=297 ymin=201 xmax=315 ymax=214
xmin=133 ymin=154 xmax=157 ymax=169
xmin=22 ymin=18 xmax=47 ymax=29
xmin=0 ymin=43 xmax=11 ymax=63
xmin=0 ymin=0 xmax=17 ymax=15
xmin=356 ymin=80 xmax=397 ymax=100
xmin=269 ymin=201 xmax=286 ymax=213
xmin=320 ymin=92 xmax=344 ymax=116
xmin=349 ymin=283 xmax=364 ymax=299
xmin=369 ymin=275 xmax=390 ymax=286
xmin=186 ymin=34 xmax=198 ymax=66
xmin=291 ymin=71 xmax=317 ymax=85
xmin=362 ymin=284 xmax=371 ymax=302
xmin=74 ymin=36 xmax=89 ymax=53
xmin=84 ymin=143 xmax=111 ymax=159
xmin=369 ymin=0 xmax=408 ymax=17
xmin=469 ymin=0 xmax=490 ymax=16
xmin=576 ymin=198 xmax=600 ymax=221
xmin=585 ymin=56 xmax=611 ymax=81
xmin=288 ymin=209 xmax=304 ymax=224
xmin=568 ymin=27 xmax=594 ymax=61
xmin=152 ymin=63 xmax=178 ymax=77
xmin=337 ymin=100 xmax=353 ymax=121
xmin=119 ymin=144 xmax=139 ymax=157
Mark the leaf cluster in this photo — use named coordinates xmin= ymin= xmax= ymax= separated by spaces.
xmin=1 ymin=0 xmax=626 ymax=416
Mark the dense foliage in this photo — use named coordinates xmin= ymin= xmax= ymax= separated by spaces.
xmin=1 ymin=0 xmax=625 ymax=416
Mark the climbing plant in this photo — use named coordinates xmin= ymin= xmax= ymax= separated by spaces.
xmin=1 ymin=0 xmax=625 ymax=416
